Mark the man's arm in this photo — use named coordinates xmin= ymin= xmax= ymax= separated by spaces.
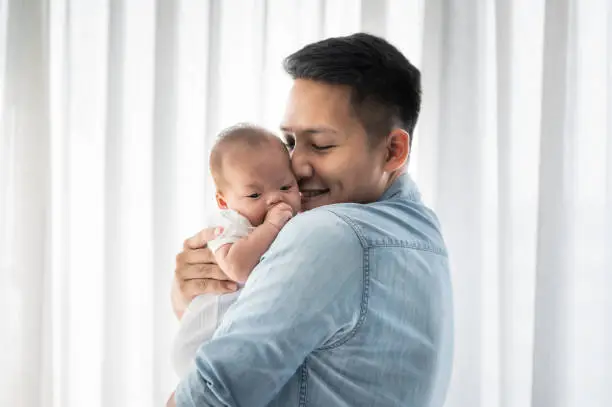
xmin=174 ymin=208 xmax=364 ymax=407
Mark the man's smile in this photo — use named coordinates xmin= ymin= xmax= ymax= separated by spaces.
xmin=299 ymin=188 xmax=330 ymax=206
xmin=299 ymin=189 xmax=329 ymax=198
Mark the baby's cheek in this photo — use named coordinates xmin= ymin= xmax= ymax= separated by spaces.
xmin=291 ymin=192 xmax=302 ymax=213
xmin=236 ymin=203 xmax=266 ymax=227
xmin=252 ymin=208 xmax=269 ymax=227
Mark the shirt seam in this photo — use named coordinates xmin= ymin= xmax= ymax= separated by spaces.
xmin=321 ymin=206 xmax=447 ymax=257
xmin=316 ymin=208 xmax=447 ymax=352
xmin=367 ymin=239 xmax=448 ymax=256
xmin=298 ymin=360 xmax=309 ymax=407
xmin=317 ymin=209 xmax=370 ymax=351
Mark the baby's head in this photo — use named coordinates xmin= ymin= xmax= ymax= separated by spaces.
xmin=210 ymin=124 xmax=301 ymax=226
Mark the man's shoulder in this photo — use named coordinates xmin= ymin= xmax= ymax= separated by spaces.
xmin=260 ymin=207 xmax=365 ymax=273
xmin=277 ymin=199 xmax=447 ymax=256
xmin=321 ymin=200 xmax=448 ymax=256
xmin=279 ymin=207 xmax=364 ymax=248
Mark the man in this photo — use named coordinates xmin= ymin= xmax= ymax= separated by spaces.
xmin=169 ymin=33 xmax=453 ymax=407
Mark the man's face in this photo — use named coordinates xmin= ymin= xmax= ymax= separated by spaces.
xmin=281 ymin=79 xmax=389 ymax=211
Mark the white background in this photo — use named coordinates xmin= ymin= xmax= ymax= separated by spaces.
xmin=1 ymin=0 xmax=611 ymax=406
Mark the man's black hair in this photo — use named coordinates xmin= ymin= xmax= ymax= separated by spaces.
xmin=283 ymin=32 xmax=421 ymax=145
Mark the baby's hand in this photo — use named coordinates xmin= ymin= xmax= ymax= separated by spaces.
xmin=265 ymin=202 xmax=294 ymax=230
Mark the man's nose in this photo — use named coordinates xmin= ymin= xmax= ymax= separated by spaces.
xmin=290 ymin=147 xmax=313 ymax=180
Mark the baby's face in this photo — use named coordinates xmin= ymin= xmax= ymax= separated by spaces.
xmin=217 ymin=145 xmax=301 ymax=226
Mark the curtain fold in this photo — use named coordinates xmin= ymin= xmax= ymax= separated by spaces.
xmin=532 ymin=0 xmax=575 ymax=405
xmin=419 ymin=0 xmax=489 ymax=405
xmin=151 ymin=0 xmax=180 ymax=403
xmin=1 ymin=0 xmax=611 ymax=406
xmin=1 ymin=1 xmax=50 ymax=406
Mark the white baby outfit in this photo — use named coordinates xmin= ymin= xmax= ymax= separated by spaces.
xmin=172 ymin=209 xmax=253 ymax=378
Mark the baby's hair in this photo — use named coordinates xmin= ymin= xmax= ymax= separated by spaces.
xmin=210 ymin=123 xmax=289 ymax=190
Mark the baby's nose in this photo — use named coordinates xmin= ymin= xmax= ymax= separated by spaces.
xmin=267 ymin=192 xmax=283 ymax=206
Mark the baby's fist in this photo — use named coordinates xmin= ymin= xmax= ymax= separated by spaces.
xmin=265 ymin=202 xmax=294 ymax=230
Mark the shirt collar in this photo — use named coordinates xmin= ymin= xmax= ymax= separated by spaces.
xmin=379 ymin=172 xmax=421 ymax=202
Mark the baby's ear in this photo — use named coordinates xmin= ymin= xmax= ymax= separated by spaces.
xmin=216 ymin=192 xmax=228 ymax=209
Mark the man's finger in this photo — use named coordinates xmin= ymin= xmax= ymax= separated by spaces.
xmin=181 ymin=278 xmax=238 ymax=300
xmin=183 ymin=227 xmax=221 ymax=250
xmin=176 ymin=263 xmax=228 ymax=281
xmin=181 ymin=248 xmax=216 ymax=265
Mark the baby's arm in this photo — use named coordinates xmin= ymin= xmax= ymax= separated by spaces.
xmin=215 ymin=222 xmax=281 ymax=283
xmin=215 ymin=203 xmax=294 ymax=283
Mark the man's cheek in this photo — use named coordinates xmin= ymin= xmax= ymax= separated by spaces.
xmin=327 ymin=153 xmax=351 ymax=175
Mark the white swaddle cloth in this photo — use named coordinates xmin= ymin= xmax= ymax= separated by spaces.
xmin=172 ymin=209 xmax=253 ymax=378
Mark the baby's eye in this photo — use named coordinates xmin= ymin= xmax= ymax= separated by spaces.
xmin=280 ymin=185 xmax=292 ymax=191
xmin=246 ymin=193 xmax=261 ymax=199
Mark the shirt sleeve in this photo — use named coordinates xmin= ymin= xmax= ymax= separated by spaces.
xmin=172 ymin=291 xmax=242 ymax=379
xmin=175 ymin=208 xmax=364 ymax=407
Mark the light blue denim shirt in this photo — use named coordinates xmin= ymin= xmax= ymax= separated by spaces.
xmin=176 ymin=174 xmax=453 ymax=407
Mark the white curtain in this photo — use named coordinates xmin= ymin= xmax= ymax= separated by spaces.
xmin=1 ymin=0 xmax=611 ymax=406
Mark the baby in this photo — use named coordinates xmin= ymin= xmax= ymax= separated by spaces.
xmin=172 ymin=124 xmax=301 ymax=377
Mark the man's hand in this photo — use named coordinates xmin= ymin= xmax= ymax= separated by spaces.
xmin=172 ymin=227 xmax=238 ymax=319
xmin=265 ymin=202 xmax=294 ymax=230
xmin=166 ymin=392 xmax=176 ymax=407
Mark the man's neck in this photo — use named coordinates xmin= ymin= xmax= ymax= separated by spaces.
xmin=385 ymin=167 xmax=407 ymax=189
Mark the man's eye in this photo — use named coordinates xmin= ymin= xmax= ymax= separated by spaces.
xmin=313 ymin=144 xmax=334 ymax=151
xmin=280 ymin=185 xmax=292 ymax=191
xmin=246 ymin=193 xmax=261 ymax=199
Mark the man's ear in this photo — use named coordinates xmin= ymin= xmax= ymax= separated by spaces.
xmin=383 ymin=128 xmax=411 ymax=172
xmin=216 ymin=192 xmax=228 ymax=209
